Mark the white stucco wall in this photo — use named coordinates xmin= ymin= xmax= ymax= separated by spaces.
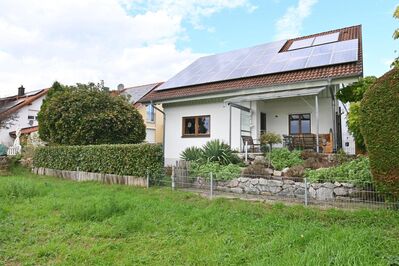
xmin=163 ymin=99 xmax=241 ymax=165
xmin=0 ymin=95 xmax=46 ymax=147
xmin=255 ymin=92 xmax=334 ymax=147
xmin=163 ymin=90 xmax=336 ymax=165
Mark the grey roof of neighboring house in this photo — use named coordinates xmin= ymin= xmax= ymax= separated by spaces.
xmin=121 ymin=83 xmax=162 ymax=103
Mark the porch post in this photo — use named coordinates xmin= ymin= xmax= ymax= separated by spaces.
xmin=315 ymin=95 xmax=320 ymax=153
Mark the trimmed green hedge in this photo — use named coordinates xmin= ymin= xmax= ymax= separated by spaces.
xmin=33 ymin=144 xmax=163 ymax=177
xmin=360 ymin=68 xmax=399 ymax=195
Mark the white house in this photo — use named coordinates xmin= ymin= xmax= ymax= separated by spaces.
xmin=140 ymin=25 xmax=362 ymax=165
xmin=0 ymin=86 xmax=48 ymax=147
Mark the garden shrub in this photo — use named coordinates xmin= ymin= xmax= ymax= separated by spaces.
xmin=180 ymin=140 xmax=240 ymax=165
xmin=267 ymin=148 xmax=303 ymax=171
xmin=33 ymin=144 xmax=163 ymax=177
xmin=38 ymin=82 xmax=146 ymax=145
xmin=190 ymin=162 xmax=241 ymax=181
xmin=305 ymin=156 xmax=372 ymax=184
xmin=360 ymin=68 xmax=399 ymax=195
xmin=202 ymin=139 xmax=240 ymax=165
xmin=180 ymin=146 xmax=203 ymax=162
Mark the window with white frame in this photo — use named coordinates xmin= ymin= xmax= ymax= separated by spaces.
xmin=146 ymin=105 xmax=155 ymax=122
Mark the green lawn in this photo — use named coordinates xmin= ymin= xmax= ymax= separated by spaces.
xmin=1 ymin=167 xmax=399 ymax=265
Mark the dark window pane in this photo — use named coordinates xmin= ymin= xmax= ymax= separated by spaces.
xmin=184 ymin=118 xmax=196 ymax=134
xmin=198 ymin=116 xmax=210 ymax=134
xmin=260 ymin=113 xmax=266 ymax=132
xmin=301 ymin=120 xmax=311 ymax=133
xmin=290 ymin=120 xmax=299 ymax=134
xmin=302 ymin=114 xmax=310 ymax=120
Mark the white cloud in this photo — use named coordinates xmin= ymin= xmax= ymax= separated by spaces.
xmin=0 ymin=0 xmax=253 ymax=96
xmin=274 ymin=0 xmax=318 ymax=40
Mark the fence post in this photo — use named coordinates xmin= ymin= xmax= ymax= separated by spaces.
xmin=77 ymin=167 xmax=79 ymax=181
xmin=245 ymin=141 xmax=248 ymax=162
xmin=146 ymin=168 xmax=150 ymax=189
xmin=210 ymin=172 xmax=213 ymax=199
xmin=304 ymin=177 xmax=308 ymax=206
xmin=171 ymin=166 xmax=176 ymax=190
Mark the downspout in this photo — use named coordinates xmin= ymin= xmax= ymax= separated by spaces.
xmin=150 ymin=101 xmax=165 ymax=156
xmin=327 ymin=78 xmax=338 ymax=153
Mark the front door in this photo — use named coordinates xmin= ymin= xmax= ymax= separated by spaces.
xmin=260 ymin=112 xmax=267 ymax=135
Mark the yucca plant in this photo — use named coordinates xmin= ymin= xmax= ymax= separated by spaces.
xmin=180 ymin=146 xmax=203 ymax=162
xmin=201 ymin=139 xmax=239 ymax=165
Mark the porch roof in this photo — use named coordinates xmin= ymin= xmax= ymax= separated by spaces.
xmin=224 ymin=86 xmax=325 ymax=104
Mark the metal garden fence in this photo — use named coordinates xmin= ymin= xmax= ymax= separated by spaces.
xmin=147 ymin=162 xmax=398 ymax=211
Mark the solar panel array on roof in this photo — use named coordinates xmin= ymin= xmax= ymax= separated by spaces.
xmin=156 ymin=35 xmax=359 ymax=91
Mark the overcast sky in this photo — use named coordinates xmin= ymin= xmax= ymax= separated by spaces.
xmin=0 ymin=0 xmax=397 ymax=97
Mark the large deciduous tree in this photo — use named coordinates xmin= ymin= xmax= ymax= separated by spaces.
xmin=38 ymin=82 xmax=146 ymax=145
xmin=360 ymin=68 xmax=399 ymax=195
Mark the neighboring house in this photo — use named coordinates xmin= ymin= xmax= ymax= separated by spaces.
xmin=140 ymin=25 xmax=362 ymax=165
xmin=0 ymin=87 xmax=48 ymax=147
xmin=120 ymin=83 xmax=164 ymax=144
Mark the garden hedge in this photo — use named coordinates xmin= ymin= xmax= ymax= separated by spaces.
xmin=360 ymin=67 xmax=399 ymax=194
xmin=33 ymin=144 xmax=163 ymax=177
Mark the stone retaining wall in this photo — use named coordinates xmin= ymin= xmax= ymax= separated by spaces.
xmin=193 ymin=177 xmax=361 ymax=201
xmin=32 ymin=167 xmax=147 ymax=187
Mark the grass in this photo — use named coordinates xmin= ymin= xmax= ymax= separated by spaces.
xmin=0 ymin=167 xmax=399 ymax=265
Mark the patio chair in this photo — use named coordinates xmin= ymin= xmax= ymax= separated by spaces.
xmin=241 ymin=136 xmax=261 ymax=153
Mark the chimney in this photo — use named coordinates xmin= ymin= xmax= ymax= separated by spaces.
xmin=18 ymin=85 xmax=25 ymax=96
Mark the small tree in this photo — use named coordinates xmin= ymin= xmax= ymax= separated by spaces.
xmin=336 ymin=76 xmax=377 ymax=153
xmin=38 ymin=82 xmax=146 ymax=145
xmin=261 ymin=132 xmax=282 ymax=168
xmin=360 ymin=67 xmax=399 ymax=195
xmin=260 ymin=132 xmax=282 ymax=152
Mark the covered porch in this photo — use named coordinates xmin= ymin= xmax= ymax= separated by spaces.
xmin=225 ymin=85 xmax=340 ymax=154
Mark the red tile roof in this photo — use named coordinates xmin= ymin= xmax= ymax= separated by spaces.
xmin=9 ymin=126 xmax=39 ymax=137
xmin=140 ymin=25 xmax=362 ymax=103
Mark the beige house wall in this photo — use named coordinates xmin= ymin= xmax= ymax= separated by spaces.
xmin=136 ymin=103 xmax=164 ymax=144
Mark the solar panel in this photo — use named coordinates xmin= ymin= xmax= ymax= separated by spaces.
xmin=330 ymin=50 xmax=358 ymax=65
xmin=263 ymin=61 xmax=286 ymax=74
xmin=312 ymin=43 xmax=334 ymax=55
xmin=288 ymin=37 xmax=315 ymax=50
xmin=283 ymin=57 xmax=308 ymax=71
xmin=313 ymin=32 xmax=340 ymax=45
xmin=306 ymin=53 xmax=332 ymax=68
xmin=156 ymin=38 xmax=359 ymax=91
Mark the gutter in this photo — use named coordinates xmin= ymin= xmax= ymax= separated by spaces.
xmin=139 ymin=73 xmax=361 ymax=105
xmin=150 ymin=101 xmax=166 ymax=156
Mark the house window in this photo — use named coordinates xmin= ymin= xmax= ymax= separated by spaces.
xmin=289 ymin=114 xmax=311 ymax=134
xmin=182 ymin=115 xmax=210 ymax=137
xmin=28 ymin=115 xmax=35 ymax=120
xmin=146 ymin=105 xmax=155 ymax=122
